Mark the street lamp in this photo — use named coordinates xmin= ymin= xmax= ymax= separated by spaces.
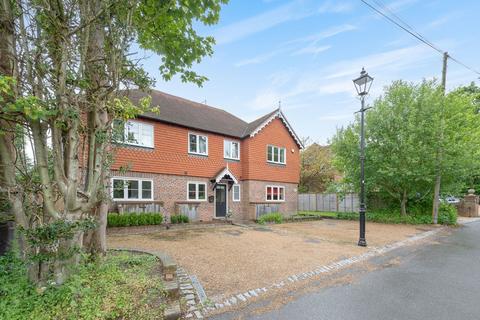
xmin=352 ymin=67 xmax=373 ymax=247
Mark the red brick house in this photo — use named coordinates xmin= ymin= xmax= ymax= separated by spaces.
xmin=110 ymin=89 xmax=303 ymax=222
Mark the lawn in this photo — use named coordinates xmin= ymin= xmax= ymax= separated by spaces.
xmin=0 ymin=251 xmax=166 ymax=320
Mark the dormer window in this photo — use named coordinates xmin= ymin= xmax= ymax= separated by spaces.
xmin=224 ymin=140 xmax=240 ymax=160
xmin=188 ymin=133 xmax=208 ymax=156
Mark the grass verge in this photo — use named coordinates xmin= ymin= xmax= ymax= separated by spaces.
xmin=0 ymin=251 xmax=166 ymax=320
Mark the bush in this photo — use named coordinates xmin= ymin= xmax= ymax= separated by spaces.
xmin=0 ymin=250 xmax=165 ymax=319
xmin=257 ymin=212 xmax=283 ymax=224
xmin=438 ymin=203 xmax=457 ymax=225
xmin=107 ymin=212 xmax=163 ymax=228
xmin=170 ymin=214 xmax=189 ymax=224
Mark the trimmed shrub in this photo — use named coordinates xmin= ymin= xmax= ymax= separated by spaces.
xmin=257 ymin=212 xmax=283 ymax=225
xmin=107 ymin=212 xmax=163 ymax=228
xmin=170 ymin=214 xmax=189 ymax=224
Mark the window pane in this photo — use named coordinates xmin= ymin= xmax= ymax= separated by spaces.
xmin=199 ymin=136 xmax=207 ymax=154
xmin=232 ymin=142 xmax=239 ymax=159
xmin=266 ymin=187 xmax=272 ymax=200
xmin=224 ymin=140 xmax=230 ymax=158
xmin=267 ymin=146 xmax=273 ymax=161
xmin=233 ymin=185 xmax=240 ymax=200
xmin=127 ymin=180 xmax=139 ymax=199
xmin=142 ymin=181 xmax=152 ymax=199
xmin=140 ymin=124 xmax=153 ymax=147
xmin=198 ymin=184 xmax=206 ymax=200
xmin=126 ymin=122 xmax=140 ymax=144
xmin=113 ymin=179 xmax=124 ymax=199
xmin=189 ymin=134 xmax=197 ymax=153
xmin=279 ymin=148 xmax=285 ymax=163
xmin=188 ymin=183 xmax=196 ymax=200
xmin=273 ymin=147 xmax=279 ymax=162
xmin=273 ymin=187 xmax=278 ymax=200
xmin=279 ymin=187 xmax=284 ymax=200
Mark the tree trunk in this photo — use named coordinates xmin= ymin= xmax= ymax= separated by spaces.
xmin=400 ymin=190 xmax=407 ymax=216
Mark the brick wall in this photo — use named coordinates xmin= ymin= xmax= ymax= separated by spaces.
xmin=242 ymin=118 xmax=300 ymax=183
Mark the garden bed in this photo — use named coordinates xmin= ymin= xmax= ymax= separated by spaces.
xmin=0 ymin=251 xmax=166 ymax=319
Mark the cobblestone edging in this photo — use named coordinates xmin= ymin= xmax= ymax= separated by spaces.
xmin=177 ymin=268 xmax=208 ymax=319
xmin=205 ymin=228 xmax=444 ymax=315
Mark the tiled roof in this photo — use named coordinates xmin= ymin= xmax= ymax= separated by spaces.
xmin=125 ymin=89 xmax=302 ymax=147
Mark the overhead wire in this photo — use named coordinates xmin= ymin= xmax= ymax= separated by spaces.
xmin=360 ymin=0 xmax=480 ymax=76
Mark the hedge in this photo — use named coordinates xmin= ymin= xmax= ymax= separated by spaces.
xmin=107 ymin=212 xmax=163 ymax=228
xmin=170 ymin=214 xmax=189 ymax=224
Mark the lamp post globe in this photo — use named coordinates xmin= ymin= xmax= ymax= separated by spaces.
xmin=352 ymin=67 xmax=373 ymax=247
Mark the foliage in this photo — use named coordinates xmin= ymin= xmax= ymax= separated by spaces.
xmin=438 ymin=203 xmax=457 ymax=225
xmin=331 ymin=80 xmax=480 ymax=216
xmin=257 ymin=213 xmax=283 ymax=224
xmin=107 ymin=212 xmax=163 ymax=228
xmin=299 ymin=143 xmax=336 ymax=193
xmin=0 ymin=0 xmax=227 ymax=284
xmin=170 ymin=214 xmax=189 ymax=224
xmin=330 ymin=209 xmax=456 ymax=225
xmin=0 ymin=251 xmax=166 ymax=319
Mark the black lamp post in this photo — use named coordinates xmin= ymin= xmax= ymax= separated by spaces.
xmin=352 ymin=67 xmax=373 ymax=247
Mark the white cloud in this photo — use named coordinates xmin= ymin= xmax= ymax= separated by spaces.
xmin=234 ymin=24 xmax=356 ymax=67
xmin=318 ymin=0 xmax=353 ymax=13
xmin=213 ymin=1 xmax=313 ymax=45
xmin=292 ymin=45 xmax=331 ymax=56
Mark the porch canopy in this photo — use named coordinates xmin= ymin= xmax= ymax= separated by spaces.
xmin=211 ymin=167 xmax=238 ymax=190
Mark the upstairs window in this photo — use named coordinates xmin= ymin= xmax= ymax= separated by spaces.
xmin=266 ymin=186 xmax=285 ymax=201
xmin=189 ymin=133 xmax=208 ymax=155
xmin=267 ymin=145 xmax=286 ymax=164
xmin=112 ymin=178 xmax=153 ymax=201
xmin=187 ymin=182 xmax=207 ymax=201
xmin=113 ymin=120 xmax=154 ymax=148
xmin=224 ymin=140 xmax=240 ymax=160
xmin=232 ymin=184 xmax=241 ymax=201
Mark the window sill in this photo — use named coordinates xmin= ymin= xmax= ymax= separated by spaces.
xmin=113 ymin=143 xmax=154 ymax=150
xmin=224 ymin=157 xmax=240 ymax=162
xmin=188 ymin=152 xmax=209 ymax=158
xmin=266 ymin=161 xmax=286 ymax=167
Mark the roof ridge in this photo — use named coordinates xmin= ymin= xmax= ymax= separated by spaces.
xmin=149 ymin=89 xmax=247 ymax=124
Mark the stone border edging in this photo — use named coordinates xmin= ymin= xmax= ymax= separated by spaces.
xmin=204 ymin=227 xmax=445 ymax=315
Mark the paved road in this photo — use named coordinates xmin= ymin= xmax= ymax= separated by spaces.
xmin=212 ymin=221 xmax=480 ymax=320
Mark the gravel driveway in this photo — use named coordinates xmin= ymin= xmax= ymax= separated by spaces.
xmin=107 ymin=220 xmax=436 ymax=301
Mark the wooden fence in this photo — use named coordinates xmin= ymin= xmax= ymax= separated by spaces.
xmin=298 ymin=193 xmax=359 ymax=212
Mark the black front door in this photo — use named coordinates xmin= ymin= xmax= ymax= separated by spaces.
xmin=215 ymin=184 xmax=227 ymax=217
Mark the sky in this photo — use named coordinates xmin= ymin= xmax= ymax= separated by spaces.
xmin=137 ymin=0 xmax=480 ymax=145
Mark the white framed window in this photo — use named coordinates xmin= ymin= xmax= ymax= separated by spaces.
xmin=187 ymin=182 xmax=207 ymax=201
xmin=224 ymin=140 xmax=240 ymax=160
xmin=266 ymin=185 xmax=285 ymax=201
xmin=112 ymin=177 xmax=153 ymax=201
xmin=188 ymin=133 xmax=208 ymax=156
xmin=232 ymin=184 xmax=241 ymax=202
xmin=267 ymin=145 xmax=286 ymax=164
xmin=113 ymin=120 xmax=154 ymax=148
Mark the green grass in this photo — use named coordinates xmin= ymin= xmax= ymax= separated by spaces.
xmin=0 ymin=251 xmax=166 ymax=320
xmin=257 ymin=212 xmax=283 ymax=224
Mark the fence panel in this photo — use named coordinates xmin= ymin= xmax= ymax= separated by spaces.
xmin=298 ymin=193 xmax=358 ymax=213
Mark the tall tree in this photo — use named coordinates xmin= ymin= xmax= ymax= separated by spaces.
xmin=0 ymin=0 xmax=227 ymax=285
xmin=332 ymin=80 xmax=480 ymax=216
xmin=299 ymin=143 xmax=336 ymax=193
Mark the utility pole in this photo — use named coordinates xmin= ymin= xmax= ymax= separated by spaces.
xmin=432 ymin=51 xmax=448 ymax=224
